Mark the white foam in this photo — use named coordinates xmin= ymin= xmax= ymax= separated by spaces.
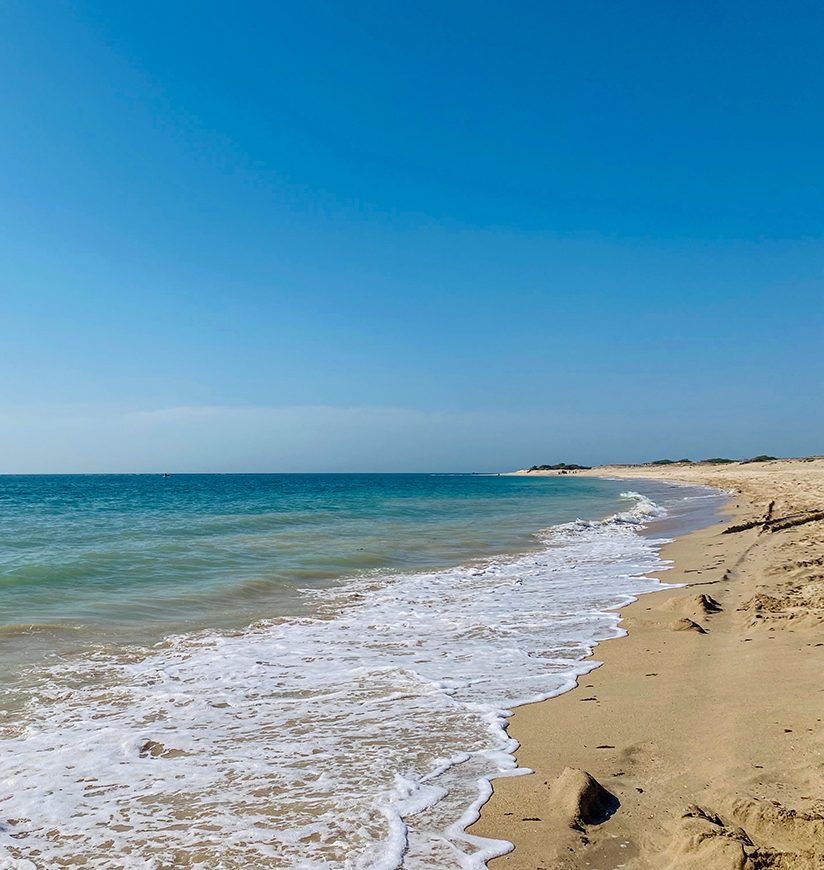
xmin=1 ymin=492 xmax=684 ymax=868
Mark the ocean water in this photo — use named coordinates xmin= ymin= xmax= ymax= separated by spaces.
xmin=0 ymin=473 xmax=725 ymax=869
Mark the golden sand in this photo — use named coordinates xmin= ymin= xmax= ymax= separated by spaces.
xmin=471 ymin=457 xmax=824 ymax=869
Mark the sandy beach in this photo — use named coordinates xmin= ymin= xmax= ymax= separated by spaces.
xmin=471 ymin=458 xmax=824 ymax=868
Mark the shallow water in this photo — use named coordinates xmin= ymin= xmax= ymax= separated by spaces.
xmin=0 ymin=474 xmax=725 ymax=868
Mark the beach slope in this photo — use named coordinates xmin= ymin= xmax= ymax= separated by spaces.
xmin=471 ymin=458 xmax=824 ymax=869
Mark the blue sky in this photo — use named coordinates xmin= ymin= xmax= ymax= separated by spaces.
xmin=1 ymin=0 xmax=822 ymax=471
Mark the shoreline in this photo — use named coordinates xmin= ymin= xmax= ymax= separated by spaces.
xmin=1 ymin=476 xmax=709 ymax=868
xmin=470 ymin=458 xmax=824 ymax=868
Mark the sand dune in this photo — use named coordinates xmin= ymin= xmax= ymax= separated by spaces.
xmin=472 ymin=457 xmax=824 ymax=869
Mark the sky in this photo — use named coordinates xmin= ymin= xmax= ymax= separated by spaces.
xmin=1 ymin=0 xmax=823 ymax=472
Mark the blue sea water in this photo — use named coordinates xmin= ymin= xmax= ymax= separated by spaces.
xmin=0 ymin=473 xmax=725 ymax=869
xmin=1 ymin=473 xmax=655 ymax=633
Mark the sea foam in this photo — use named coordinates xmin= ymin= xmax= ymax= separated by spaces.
xmin=1 ymin=491 xmax=684 ymax=868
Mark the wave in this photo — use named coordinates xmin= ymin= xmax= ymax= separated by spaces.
xmin=0 ymin=492 xmax=687 ymax=868
xmin=0 ymin=622 xmax=83 ymax=639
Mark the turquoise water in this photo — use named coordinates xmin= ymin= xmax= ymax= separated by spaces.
xmin=0 ymin=473 xmax=725 ymax=869
xmin=1 ymin=473 xmax=638 ymax=633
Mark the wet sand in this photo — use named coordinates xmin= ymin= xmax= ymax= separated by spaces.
xmin=472 ymin=458 xmax=824 ymax=868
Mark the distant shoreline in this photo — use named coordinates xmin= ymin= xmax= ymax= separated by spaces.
xmin=503 ymin=455 xmax=815 ymax=477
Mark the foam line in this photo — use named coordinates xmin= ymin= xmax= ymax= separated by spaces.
xmin=0 ymin=489 xmax=723 ymax=868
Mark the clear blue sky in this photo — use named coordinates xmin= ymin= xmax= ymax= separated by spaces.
xmin=1 ymin=0 xmax=822 ymax=472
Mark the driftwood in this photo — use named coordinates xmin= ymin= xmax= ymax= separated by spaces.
xmin=723 ymin=518 xmax=767 ymax=534
xmin=723 ymin=501 xmax=824 ymax=535
xmin=767 ymin=510 xmax=824 ymax=532
xmin=722 ymin=500 xmax=775 ymax=534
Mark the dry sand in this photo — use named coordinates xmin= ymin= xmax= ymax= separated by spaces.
xmin=470 ymin=457 xmax=824 ymax=869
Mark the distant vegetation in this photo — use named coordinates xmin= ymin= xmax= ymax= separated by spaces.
xmin=650 ymin=455 xmax=780 ymax=466
xmin=528 ymin=463 xmax=592 ymax=471
xmin=528 ymin=456 xmax=781 ymax=472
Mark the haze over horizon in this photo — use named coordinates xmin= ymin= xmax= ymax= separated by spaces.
xmin=2 ymin=1 xmax=822 ymax=472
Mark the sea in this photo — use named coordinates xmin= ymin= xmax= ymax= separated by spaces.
xmin=0 ymin=473 xmax=726 ymax=869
